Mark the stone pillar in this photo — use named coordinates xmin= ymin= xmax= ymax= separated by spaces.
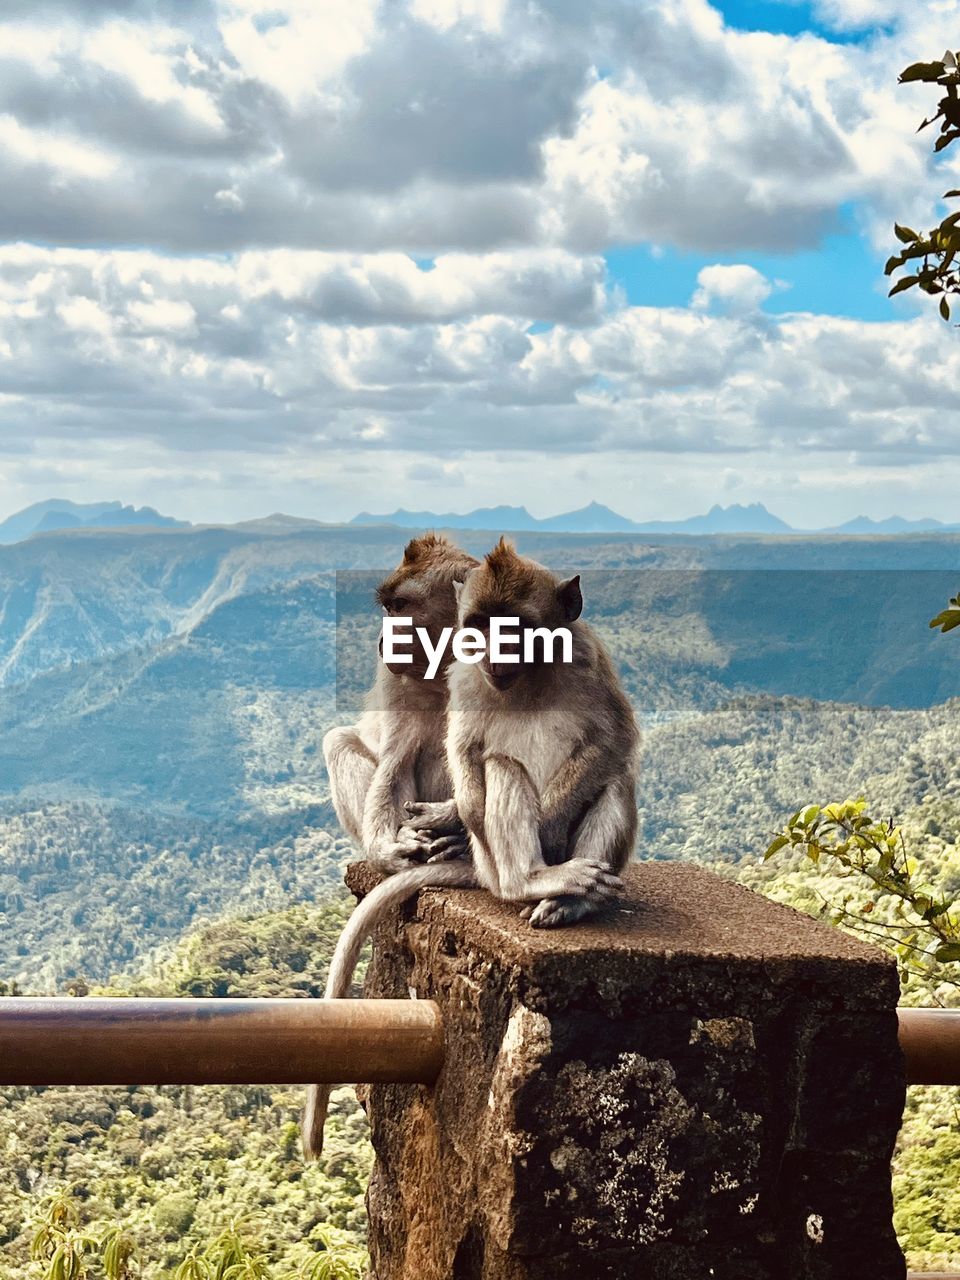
xmin=347 ymin=861 xmax=905 ymax=1280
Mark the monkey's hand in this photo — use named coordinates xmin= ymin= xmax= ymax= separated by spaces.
xmin=402 ymin=798 xmax=462 ymax=835
xmin=397 ymin=823 xmax=471 ymax=864
xmin=369 ymin=830 xmax=432 ymax=873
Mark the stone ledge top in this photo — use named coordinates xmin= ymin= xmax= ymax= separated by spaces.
xmin=346 ymin=859 xmax=895 ymax=986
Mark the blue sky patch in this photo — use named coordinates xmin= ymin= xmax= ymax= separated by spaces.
xmin=713 ymin=0 xmax=876 ymax=41
xmin=605 ymin=209 xmax=897 ymax=321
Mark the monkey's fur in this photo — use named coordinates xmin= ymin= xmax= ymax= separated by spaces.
xmin=321 ymin=532 xmax=478 ymax=871
xmin=303 ymin=539 xmax=640 ymax=1158
xmin=441 ymin=536 xmax=640 ymax=926
xmin=304 ymin=534 xmax=476 ymax=1161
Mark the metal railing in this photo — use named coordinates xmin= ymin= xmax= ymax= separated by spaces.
xmin=1 ymin=998 xmax=960 ymax=1278
xmin=899 ymin=1008 xmax=960 ymax=1085
xmin=0 ymin=999 xmax=953 ymax=1087
xmin=0 ymin=997 xmax=443 ymax=1085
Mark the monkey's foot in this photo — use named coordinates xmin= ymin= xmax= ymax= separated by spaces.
xmin=527 ymin=895 xmax=602 ymax=929
xmin=372 ymin=833 xmax=432 ymax=873
xmin=545 ymin=857 xmax=623 ymax=901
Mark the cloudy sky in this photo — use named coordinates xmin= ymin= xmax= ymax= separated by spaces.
xmin=1 ymin=0 xmax=960 ymax=527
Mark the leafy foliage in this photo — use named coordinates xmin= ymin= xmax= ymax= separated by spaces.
xmin=764 ymin=797 xmax=960 ymax=972
xmin=887 ymin=51 xmax=960 ymax=318
xmin=0 ymin=803 xmax=358 ymax=992
xmin=0 ymin=903 xmax=373 ymax=1279
xmin=19 ymin=1192 xmax=366 ymax=1280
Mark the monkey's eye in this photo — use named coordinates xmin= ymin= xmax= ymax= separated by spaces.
xmin=463 ymin=612 xmax=489 ymax=631
xmin=381 ymin=597 xmax=410 ymax=616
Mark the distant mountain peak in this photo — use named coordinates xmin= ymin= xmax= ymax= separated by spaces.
xmin=829 ymin=514 xmax=946 ymax=535
xmin=347 ymin=500 xmax=797 ymax=535
xmin=0 ymin=499 xmax=189 ymax=545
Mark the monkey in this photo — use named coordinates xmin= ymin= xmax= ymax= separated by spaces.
xmin=304 ymin=533 xmax=476 ymax=1160
xmin=415 ymin=536 xmax=641 ymax=927
xmin=322 ymin=532 xmax=478 ymax=872
xmin=303 ymin=538 xmax=639 ymax=1158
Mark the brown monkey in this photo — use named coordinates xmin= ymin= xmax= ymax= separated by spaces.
xmin=304 ymin=533 xmax=476 ymax=1159
xmin=425 ymin=536 xmax=640 ymax=927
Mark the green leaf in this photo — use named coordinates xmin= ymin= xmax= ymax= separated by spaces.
xmin=945 ymin=189 xmax=960 ymax=197
xmin=763 ymin=833 xmax=790 ymax=861
xmin=930 ymin=607 xmax=960 ymax=632
xmin=889 ymin=274 xmax=920 ymax=296
xmin=894 ymin=223 xmax=920 ymax=243
xmin=941 ymin=296 xmax=951 ymax=320
xmin=899 ymin=61 xmax=946 ymax=83
xmin=935 ymin=943 xmax=960 ymax=962
xmin=884 ymin=255 xmax=903 ymax=276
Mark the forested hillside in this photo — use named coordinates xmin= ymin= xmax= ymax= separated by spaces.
xmin=0 ymin=902 xmax=373 ymax=1279
xmin=0 ymin=803 xmax=355 ymax=990
xmin=3 ymin=523 xmax=960 ymax=1272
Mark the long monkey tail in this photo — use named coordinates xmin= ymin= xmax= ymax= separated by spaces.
xmin=302 ymin=860 xmax=479 ymax=1160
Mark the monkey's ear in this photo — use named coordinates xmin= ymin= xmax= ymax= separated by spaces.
xmin=453 ymin=567 xmax=476 ymax=601
xmin=557 ymin=575 xmax=582 ymax=622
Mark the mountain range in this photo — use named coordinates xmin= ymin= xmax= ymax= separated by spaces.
xmin=349 ymin=501 xmax=952 ymax=536
xmin=0 ymin=499 xmax=189 ymax=544
xmin=0 ymin=499 xmax=953 ymax=544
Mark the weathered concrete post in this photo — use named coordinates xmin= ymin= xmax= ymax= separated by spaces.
xmin=347 ymin=861 xmax=905 ymax=1280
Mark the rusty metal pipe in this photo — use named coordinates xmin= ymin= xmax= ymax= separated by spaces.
xmin=1 ymin=999 xmax=958 ymax=1091
xmin=898 ymin=1008 xmax=960 ymax=1086
xmin=0 ymin=997 xmax=444 ymax=1086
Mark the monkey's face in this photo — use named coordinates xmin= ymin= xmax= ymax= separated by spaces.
xmin=377 ymin=580 xmax=436 ymax=676
xmin=376 ymin=537 xmax=476 ymax=679
xmin=458 ymin=551 xmax=583 ymax=693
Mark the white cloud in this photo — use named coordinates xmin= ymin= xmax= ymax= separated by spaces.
xmin=0 ymin=0 xmax=958 ymax=525
xmin=692 ymin=265 xmax=775 ymax=313
xmin=409 ymin=0 xmax=506 ymax=34
xmin=218 ymin=0 xmax=380 ymax=104
xmin=0 ymin=0 xmax=946 ymax=253
xmin=0 ymin=113 xmax=118 ymax=178
xmin=1 ymin=241 xmax=959 ymax=475
xmin=813 ymin=0 xmax=959 ymax=31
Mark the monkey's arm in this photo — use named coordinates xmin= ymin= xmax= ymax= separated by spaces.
xmin=361 ymin=743 xmax=425 ymax=869
xmin=538 ymin=740 xmax=609 ymax=857
xmin=462 ymin=749 xmax=621 ymax=907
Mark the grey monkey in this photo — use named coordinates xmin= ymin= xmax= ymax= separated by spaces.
xmin=303 ymin=533 xmax=476 ymax=1159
